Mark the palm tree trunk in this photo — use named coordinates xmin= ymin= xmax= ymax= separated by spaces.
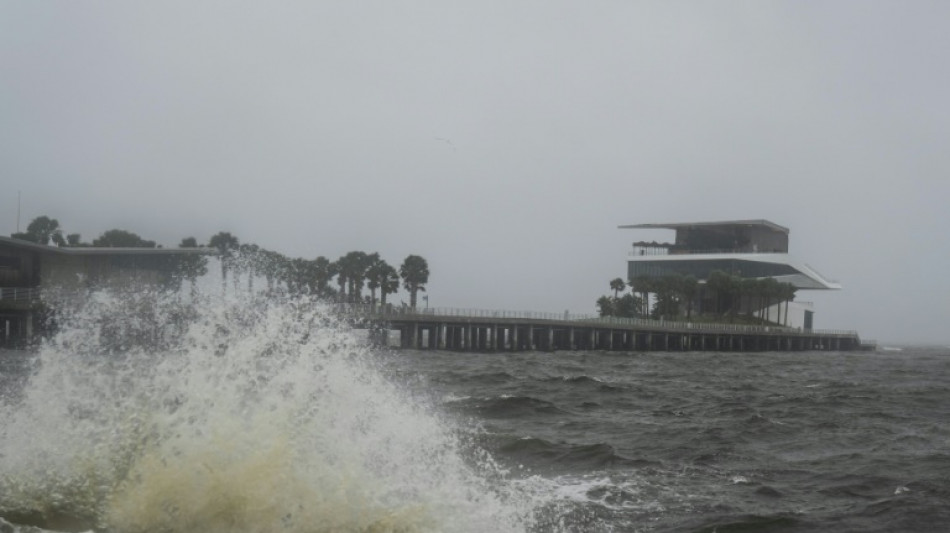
xmin=221 ymin=263 xmax=228 ymax=294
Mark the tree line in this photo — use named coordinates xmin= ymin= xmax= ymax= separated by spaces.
xmin=10 ymin=216 xmax=157 ymax=248
xmin=597 ymin=271 xmax=798 ymax=326
xmin=10 ymin=216 xmax=430 ymax=308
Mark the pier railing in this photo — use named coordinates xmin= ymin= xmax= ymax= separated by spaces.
xmin=0 ymin=287 xmax=41 ymax=303
xmin=333 ymin=304 xmax=857 ymax=337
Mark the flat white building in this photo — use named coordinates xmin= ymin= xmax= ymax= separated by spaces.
xmin=620 ymin=220 xmax=840 ymax=329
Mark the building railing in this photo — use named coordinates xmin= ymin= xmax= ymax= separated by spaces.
xmin=0 ymin=287 xmax=40 ymax=303
xmin=332 ymin=304 xmax=858 ymax=337
xmin=630 ymin=247 xmax=786 ymax=257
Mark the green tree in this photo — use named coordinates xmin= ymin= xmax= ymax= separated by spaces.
xmin=739 ymin=278 xmax=759 ymax=320
xmin=399 ymin=255 xmax=429 ymax=308
xmin=255 ymin=249 xmax=283 ymax=292
xmin=760 ymin=277 xmax=780 ymax=323
xmin=310 ymin=256 xmax=335 ymax=298
xmin=208 ymin=232 xmax=239 ymax=293
xmin=351 ymin=252 xmax=377 ymax=303
xmin=615 ymin=293 xmax=643 ymax=318
xmin=336 ymin=251 xmax=373 ymax=303
xmin=378 ymin=263 xmax=400 ymax=305
xmin=630 ymin=275 xmax=655 ymax=318
xmin=366 ymin=256 xmax=396 ymax=305
xmin=332 ymin=257 xmax=347 ymax=302
xmin=12 ymin=216 xmax=64 ymax=245
xmin=237 ymin=244 xmax=262 ymax=292
xmin=287 ymin=257 xmax=311 ymax=292
xmin=176 ymin=237 xmax=208 ymax=297
xmin=706 ymin=270 xmax=732 ymax=317
xmin=780 ymin=282 xmax=797 ymax=326
xmin=678 ymin=274 xmax=699 ymax=319
xmin=596 ymin=295 xmax=615 ymax=317
xmin=651 ymin=275 xmax=682 ymax=320
xmin=93 ymin=229 xmax=157 ymax=248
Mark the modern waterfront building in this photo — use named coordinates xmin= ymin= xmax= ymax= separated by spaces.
xmin=619 ymin=220 xmax=840 ymax=329
xmin=0 ymin=236 xmax=210 ymax=347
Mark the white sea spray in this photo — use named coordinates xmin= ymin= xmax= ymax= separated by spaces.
xmin=0 ymin=288 xmax=542 ymax=533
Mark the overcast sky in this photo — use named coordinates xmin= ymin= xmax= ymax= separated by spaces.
xmin=2 ymin=1 xmax=948 ymax=345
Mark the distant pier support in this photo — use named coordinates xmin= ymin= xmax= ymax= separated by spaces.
xmin=343 ymin=306 xmax=863 ymax=354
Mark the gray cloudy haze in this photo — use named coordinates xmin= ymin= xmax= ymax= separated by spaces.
xmin=2 ymin=1 xmax=948 ymax=345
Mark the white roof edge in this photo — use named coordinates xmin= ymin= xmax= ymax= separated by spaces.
xmin=628 ymin=253 xmax=841 ymax=290
xmin=618 ymin=219 xmax=790 ymax=234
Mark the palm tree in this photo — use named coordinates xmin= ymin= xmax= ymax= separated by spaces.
xmin=209 ymin=232 xmax=240 ymax=293
xmin=777 ymin=283 xmax=798 ymax=327
xmin=332 ymin=257 xmax=348 ymax=302
xmin=737 ymin=278 xmax=758 ymax=320
xmin=352 ymin=252 xmax=378 ymax=303
xmin=678 ymin=274 xmax=698 ymax=319
xmin=336 ymin=251 xmax=372 ymax=303
xmin=239 ymin=243 xmax=262 ymax=292
xmin=379 ymin=263 xmax=400 ymax=305
xmin=287 ymin=258 xmax=312 ymax=292
xmin=652 ymin=275 xmax=681 ymax=320
xmin=177 ymin=237 xmax=208 ymax=297
xmin=706 ymin=270 xmax=730 ymax=317
xmin=760 ymin=277 xmax=781 ymax=323
xmin=610 ymin=278 xmax=626 ymax=298
xmin=780 ymin=282 xmax=797 ymax=326
xmin=615 ymin=293 xmax=643 ymax=318
xmin=629 ymin=275 xmax=654 ymax=318
xmin=596 ymin=295 xmax=615 ymax=317
xmin=311 ymin=256 xmax=334 ymax=298
xmin=366 ymin=256 xmax=394 ymax=305
xmin=258 ymin=249 xmax=284 ymax=292
xmin=399 ymin=255 xmax=429 ymax=308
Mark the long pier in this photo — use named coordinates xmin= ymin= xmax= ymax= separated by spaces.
xmin=337 ymin=305 xmax=865 ymax=352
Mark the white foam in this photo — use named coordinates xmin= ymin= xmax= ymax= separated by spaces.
xmin=0 ymin=288 xmax=538 ymax=532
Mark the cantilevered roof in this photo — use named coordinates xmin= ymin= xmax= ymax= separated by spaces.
xmin=0 ymin=236 xmax=213 ymax=256
xmin=618 ymin=219 xmax=790 ymax=234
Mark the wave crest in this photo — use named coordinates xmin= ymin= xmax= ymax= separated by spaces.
xmin=0 ymin=289 xmax=535 ymax=532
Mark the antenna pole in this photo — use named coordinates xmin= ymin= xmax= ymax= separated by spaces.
xmin=17 ymin=190 xmax=21 ymax=232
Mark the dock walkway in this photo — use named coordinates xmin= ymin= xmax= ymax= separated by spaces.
xmin=336 ymin=305 xmax=863 ymax=352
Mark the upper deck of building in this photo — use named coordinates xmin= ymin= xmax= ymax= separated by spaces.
xmin=619 ymin=219 xmax=789 ymax=256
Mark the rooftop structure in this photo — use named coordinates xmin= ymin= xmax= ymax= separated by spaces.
xmin=620 ymin=220 xmax=841 ymax=330
xmin=618 ymin=219 xmax=789 ymax=255
xmin=620 ymin=220 xmax=840 ymax=290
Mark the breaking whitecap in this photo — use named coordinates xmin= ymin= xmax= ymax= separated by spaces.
xmin=0 ymin=287 xmax=545 ymax=532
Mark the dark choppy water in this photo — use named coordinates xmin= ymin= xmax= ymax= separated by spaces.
xmin=1 ymin=290 xmax=947 ymax=533
xmin=387 ymin=346 xmax=950 ymax=532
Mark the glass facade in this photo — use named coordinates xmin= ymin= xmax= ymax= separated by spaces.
xmin=628 ymin=258 xmax=799 ymax=281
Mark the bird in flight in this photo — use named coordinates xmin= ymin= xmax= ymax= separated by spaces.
xmin=434 ymin=137 xmax=456 ymax=150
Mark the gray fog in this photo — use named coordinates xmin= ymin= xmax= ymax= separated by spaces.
xmin=2 ymin=1 xmax=948 ymax=345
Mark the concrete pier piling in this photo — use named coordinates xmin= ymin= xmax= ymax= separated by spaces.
xmin=338 ymin=305 xmax=863 ymax=353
